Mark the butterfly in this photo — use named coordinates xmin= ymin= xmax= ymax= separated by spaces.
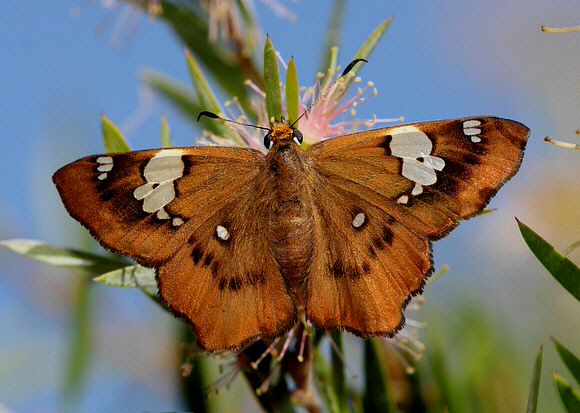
xmin=53 ymin=115 xmax=529 ymax=351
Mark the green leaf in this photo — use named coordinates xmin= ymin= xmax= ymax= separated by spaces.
xmin=527 ymin=345 xmax=543 ymax=413
xmin=160 ymin=114 xmax=173 ymax=147
xmin=553 ymin=338 xmax=580 ymax=385
xmin=264 ymin=36 xmax=283 ymax=122
xmin=285 ymin=56 xmax=300 ymax=123
xmin=363 ymin=338 xmax=397 ymax=413
xmin=186 ymin=48 xmax=221 ymax=114
xmin=517 ymin=219 xmax=580 ymax=301
xmin=1 ymin=239 xmax=127 ymax=275
xmin=342 ymin=16 xmax=393 ymax=92
xmin=93 ymin=264 xmax=156 ymax=289
xmin=158 ymin=1 xmax=255 ymax=106
xmin=553 ymin=372 xmax=580 ymax=412
xmin=61 ymin=275 xmax=91 ymax=409
xmin=313 ymin=346 xmax=341 ymax=413
xmin=141 ymin=70 xmax=243 ymax=145
xmin=100 ymin=115 xmax=131 ymax=152
xmin=319 ymin=0 xmax=347 ymax=74
xmin=329 ymin=331 xmax=347 ymax=412
xmin=94 ymin=265 xmax=158 ymax=299
xmin=320 ymin=46 xmax=339 ymax=99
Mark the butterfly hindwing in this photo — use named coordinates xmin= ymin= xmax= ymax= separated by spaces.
xmin=53 ymin=146 xmax=297 ymax=351
xmin=305 ymin=175 xmax=431 ymax=335
xmin=304 ymin=116 xmax=529 ymax=335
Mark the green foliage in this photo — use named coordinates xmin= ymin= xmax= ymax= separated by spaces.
xmin=527 ymin=346 xmax=543 ymax=413
xmin=517 ymin=219 xmax=580 ymax=301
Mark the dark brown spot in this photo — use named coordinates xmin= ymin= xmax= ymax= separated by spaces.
xmin=229 ymin=277 xmax=243 ymax=291
xmin=386 ymin=214 xmax=396 ymax=224
xmin=373 ymin=237 xmax=385 ymax=250
xmin=188 ymin=235 xmax=197 ymax=244
xmin=368 ymin=245 xmax=377 ymax=257
xmin=362 ymin=262 xmax=371 ymax=273
xmin=379 ymin=135 xmax=392 ymax=155
xmin=218 ymin=278 xmax=227 ymax=290
xmin=470 ymin=142 xmax=487 ymax=155
xmin=211 ymin=261 xmax=220 ymax=277
xmin=191 ymin=245 xmax=203 ymax=264
xmin=463 ymin=153 xmax=480 ymax=165
xmin=417 ymin=156 xmax=424 ymax=162
xmin=381 ymin=226 xmax=394 ymax=245
xmin=202 ymin=252 xmax=214 ymax=267
xmin=332 ymin=260 xmax=344 ymax=277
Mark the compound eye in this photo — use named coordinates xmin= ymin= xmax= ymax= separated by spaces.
xmin=292 ymin=128 xmax=303 ymax=146
xmin=263 ymin=131 xmax=273 ymax=150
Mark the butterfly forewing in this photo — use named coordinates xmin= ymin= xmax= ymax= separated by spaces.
xmin=53 ymin=146 xmax=297 ymax=351
xmin=304 ymin=116 xmax=529 ymax=336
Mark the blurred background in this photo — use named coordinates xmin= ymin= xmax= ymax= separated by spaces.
xmin=1 ymin=1 xmax=579 ymax=411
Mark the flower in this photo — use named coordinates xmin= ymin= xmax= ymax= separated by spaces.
xmin=199 ymin=50 xmax=403 ymax=152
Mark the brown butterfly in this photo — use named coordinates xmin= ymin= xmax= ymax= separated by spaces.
xmin=53 ymin=115 xmax=529 ymax=351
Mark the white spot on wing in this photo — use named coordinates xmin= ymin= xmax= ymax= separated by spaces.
xmin=172 ymin=217 xmax=184 ymax=227
xmin=463 ymin=120 xmax=481 ymax=128
xmin=389 ymin=125 xmax=445 ymax=187
xmin=463 ymin=127 xmax=481 ymax=136
xmin=412 ymin=183 xmax=423 ymax=196
xmin=97 ymin=164 xmax=113 ymax=172
xmin=352 ymin=212 xmax=365 ymax=228
xmin=471 ymin=136 xmax=482 ymax=143
xmin=98 ymin=173 xmax=108 ymax=180
xmin=397 ymin=195 xmax=409 ymax=204
xmin=216 ymin=225 xmax=230 ymax=241
xmin=156 ymin=209 xmax=170 ymax=220
xmin=96 ymin=156 xmax=113 ymax=164
xmin=134 ymin=149 xmax=185 ymax=223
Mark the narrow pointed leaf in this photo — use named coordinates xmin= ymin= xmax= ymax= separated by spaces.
xmin=264 ymin=36 xmax=283 ymax=121
xmin=553 ymin=372 xmax=580 ymax=412
xmin=345 ymin=17 xmax=393 ymax=90
xmin=320 ymin=46 xmax=339 ymax=98
xmin=186 ymin=48 xmax=221 ymax=114
xmin=527 ymin=345 xmax=543 ymax=413
xmin=286 ymin=56 xmax=300 ymax=123
xmin=141 ymin=70 xmax=244 ymax=145
xmin=319 ymin=0 xmax=346 ymax=73
xmin=552 ymin=338 xmax=580 ymax=385
xmin=160 ymin=114 xmax=173 ymax=147
xmin=1 ymin=239 xmax=127 ymax=275
xmin=93 ymin=265 xmax=156 ymax=289
xmin=363 ymin=338 xmax=397 ymax=413
xmin=517 ymin=219 xmax=580 ymax=301
xmin=313 ymin=347 xmax=340 ymax=413
xmin=101 ymin=115 xmax=131 ymax=152
xmin=61 ymin=275 xmax=91 ymax=408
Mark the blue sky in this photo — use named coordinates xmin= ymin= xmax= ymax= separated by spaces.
xmin=2 ymin=1 xmax=580 ymax=411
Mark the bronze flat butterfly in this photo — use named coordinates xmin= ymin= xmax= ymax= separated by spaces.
xmin=53 ymin=115 xmax=529 ymax=351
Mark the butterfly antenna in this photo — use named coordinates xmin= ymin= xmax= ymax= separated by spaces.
xmin=197 ymin=110 xmax=271 ymax=132
xmin=290 ymin=58 xmax=368 ymax=128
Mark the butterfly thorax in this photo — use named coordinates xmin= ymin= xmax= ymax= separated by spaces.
xmin=266 ymin=124 xmax=314 ymax=302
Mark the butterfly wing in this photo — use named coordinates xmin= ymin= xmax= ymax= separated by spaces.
xmin=304 ymin=116 xmax=529 ymax=335
xmin=54 ymin=146 xmax=297 ymax=350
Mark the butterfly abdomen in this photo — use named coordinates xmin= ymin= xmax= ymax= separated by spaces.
xmin=267 ymin=142 xmax=314 ymax=298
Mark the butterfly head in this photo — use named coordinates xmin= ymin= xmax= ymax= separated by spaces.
xmin=263 ymin=119 xmax=304 ymax=150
